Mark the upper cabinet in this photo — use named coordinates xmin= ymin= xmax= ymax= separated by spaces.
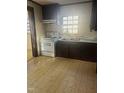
xmin=90 ymin=0 xmax=97 ymax=31
xmin=42 ymin=4 xmax=60 ymax=20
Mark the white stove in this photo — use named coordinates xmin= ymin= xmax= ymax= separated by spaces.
xmin=41 ymin=38 xmax=57 ymax=57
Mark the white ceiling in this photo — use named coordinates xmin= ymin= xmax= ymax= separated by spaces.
xmin=32 ymin=0 xmax=92 ymax=5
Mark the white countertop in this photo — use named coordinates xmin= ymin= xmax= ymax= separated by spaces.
xmin=58 ymin=39 xmax=97 ymax=43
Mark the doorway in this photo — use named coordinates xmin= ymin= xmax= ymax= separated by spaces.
xmin=27 ymin=6 xmax=38 ymax=60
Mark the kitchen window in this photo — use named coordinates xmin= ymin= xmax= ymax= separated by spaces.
xmin=62 ymin=16 xmax=78 ymax=34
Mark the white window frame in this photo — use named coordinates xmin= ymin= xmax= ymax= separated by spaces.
xmin=62 ymin=16 xmax=79 ymax=34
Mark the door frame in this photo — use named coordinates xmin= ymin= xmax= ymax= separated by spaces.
xmin=27 ymin=6 xmax=38 ymax=57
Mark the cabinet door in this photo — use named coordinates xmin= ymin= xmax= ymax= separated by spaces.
xmin=55 ymin=41 xmax=69 ymax=58
xmin=80 ymin=43 xmax=97 ymax=62
xmin=69 ymin=42 xmax=81 ymax=59
xmin=90 ymin=0 xmax=97 ymax=31
xmin=42 ymin=4 xmax=59 ymax=20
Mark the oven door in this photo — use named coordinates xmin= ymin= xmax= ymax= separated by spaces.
xmin=41 ymin=41 xmax=54 ymax=52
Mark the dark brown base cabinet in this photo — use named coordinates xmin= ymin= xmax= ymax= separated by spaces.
xmin=55 ymin=41 xmax=69 ymax=58
xmin=55 ymin=41 xmax=97 ymax=62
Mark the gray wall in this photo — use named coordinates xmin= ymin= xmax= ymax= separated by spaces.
xmin=59 ymin=2 xmax=96 ymax=38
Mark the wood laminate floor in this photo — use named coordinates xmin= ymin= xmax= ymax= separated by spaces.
xmin=27 ymin=56 xmax=97 ymax=93
xmin=27 ymin=49 xmax=33 ymax=61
